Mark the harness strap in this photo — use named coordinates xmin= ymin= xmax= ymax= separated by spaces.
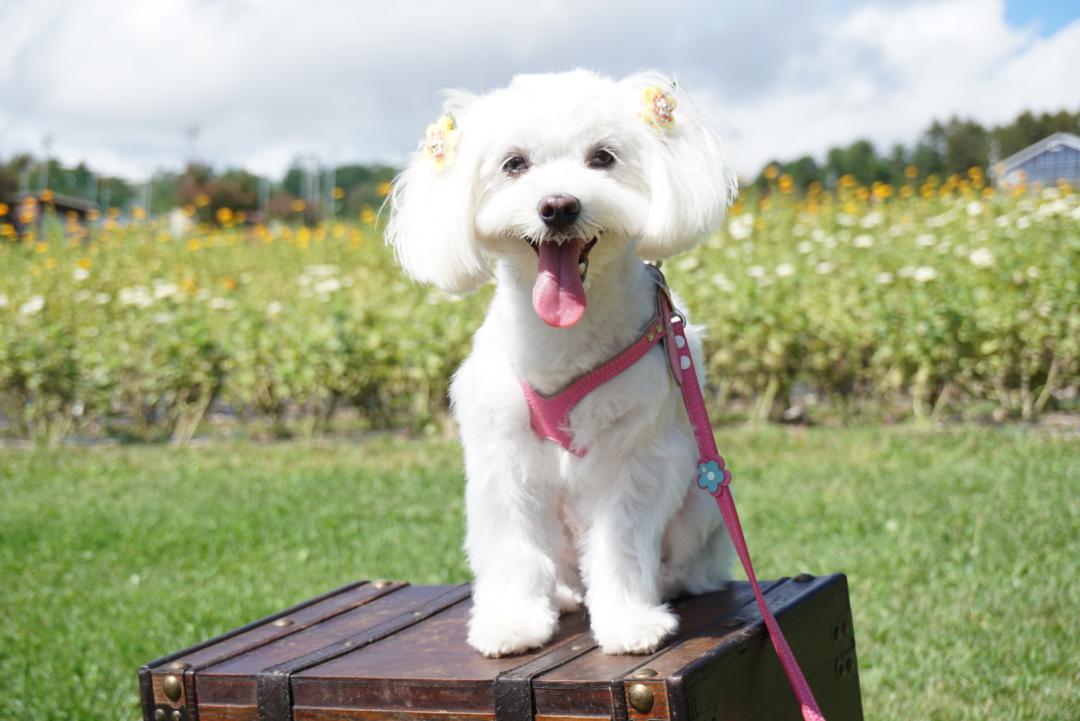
xmin=520 ymin=314 xmax=667 ymax=456
xmin=658 ymin=284 xmax=826 ymax=721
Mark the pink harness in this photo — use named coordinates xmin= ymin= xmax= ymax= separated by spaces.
xmin=519 ymin=268 xmax=826 ymax=721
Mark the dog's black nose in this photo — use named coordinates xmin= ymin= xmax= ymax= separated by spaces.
xmin=538 ymin=194 xmax=581 ymax=230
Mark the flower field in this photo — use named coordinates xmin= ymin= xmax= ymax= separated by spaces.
xmin=1 ymin=173 xmax=1078 ymax=442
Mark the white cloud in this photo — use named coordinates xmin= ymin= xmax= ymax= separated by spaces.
xmin=0 ymin=0 xmax=1076 ymax=181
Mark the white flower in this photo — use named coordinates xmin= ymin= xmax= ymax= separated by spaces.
xmin=995 ymin=215 xmax=1011 ymax=228
xmin=836 ymin=213 xmax=856 ymax=227
xmin=913 ymin=266 xmax=937 ymax=283
xmin=916 ymin=233 xmax=935 ymax=247
xmin=118 ymin=286 xmax=153 ymax=308
xmin=73 ymin=267 xmax=90 ymax=281
xmin=1016 ymin=216 xmax=1031 ymax=230
xmin=266 ymin=301 xmax=283 ymax=316
xmin=776 ymin=262 xmax=795 ymax=278
xmin=95 ymin=292 xmax=111 ymax=305
xmin=797 ymin=241 xmax=814 ymax=254
xmin=873 ymin=272 xmax=893 ymax=285
xmin=969 ymin=248 xmax=994 ymax=268
xmin=727 ymin=214 xmax=754 ymax=240
xmin=711 ymin=273 xmax=734 ymax=292
xmin=859 ymin=211 xmax=883 ymax=228
xmin=747 ymin=265 xmax=766 ymax=278
xmin=897 ymin=266 xmax=914 ymax=278
xmin=208 ymin=297 xmax=234 ymax=310
xmin=1026 ymin=266 xmax=1041 ymax=279
xmin=966 ymin=201 xmax=983 ymax=216
xmin=303 ymin=264 xmax=339 ymax=277
xmin=0 ymin=294 xmax=7 ymax=308
xmin=152 ymin=312 xmax=175 ymax=324
xmin=152 ymin=280 xmax=179 ymax=300
xmin=1041 ymin=187 xmax=1060 ymax=200
xmin=815 ymin=261 xmax=835 ymax=274
xmin=19 ymin=296 xmax=45 ymax=315
xmin=314 ymin=278 xmax=343 ymax=294
xmin=853 ymin=234 xmax=874 ymax=248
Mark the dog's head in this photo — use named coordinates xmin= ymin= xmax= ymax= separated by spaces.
xmin=387 ymin=69 xmax=736 ymax=327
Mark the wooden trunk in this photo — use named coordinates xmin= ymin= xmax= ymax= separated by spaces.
xmin=139 ymin=574 xmax=863 ymax=721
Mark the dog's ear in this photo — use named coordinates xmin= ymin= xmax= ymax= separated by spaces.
xmin=621 ymin=72 xmax=737 ymax=261
xmin=386 ymin=91 xmax=490 ymax=294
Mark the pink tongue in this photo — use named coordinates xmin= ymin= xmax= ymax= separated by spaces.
xmin=532 ymin=237 xmax=587 ymax=328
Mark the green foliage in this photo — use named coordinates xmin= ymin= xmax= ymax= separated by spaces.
xmin=1 ymin=184 xmax=1077 ymax=442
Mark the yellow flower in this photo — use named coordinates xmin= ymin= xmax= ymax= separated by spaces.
xmin=332 ymin=186 xmax=346 ymax=200
xmin=778 ymin=174 xmax=794 ymax=194
xmin=215 ymin=207 xmax=234 ymax=224
xmin=45 ymin=257 xmax=58 ymax=270
xmin=35 ymin=241 xmax=48 ymax=254
xmin=195 ymin=193 xmax=210 ymax=207
xmin=424 ymin=114 xmax=461 ymax=171
xmin=641 ymin=86 xmax=676 ymax=129
xmin=222 ymin=276 xmax=238 ymax=290
xmin=0 ymin=203 xmax=8 ymax=216
xmin=187 ymin=238 xmax=201 ymax=252
xmin=904 ymin=165 xmax=918 ymax=179
xmin=838 ymin=174 xmax=857 ymax=188
xmin=87 ymin=209 xmax=100 ymax=221
xmin=181 ymin=277 xmax=198 ymax=294
xmin=40 ymin=189 xmax=55 ymax=202
xmin=132 ymin=206 xmax=147 ymax=220
xmin=291 ymin=199 xmax=306 ymax=213
xmin=360 ymin=206 xmax=376 ymax=225
xmin=377 ymin=181 xmax=392 ymax=197
xmin=872 ymin=182 xmax=893 ymax=200
xmin=78 ymin=257 xmax=92 ymax=269
xmin=0 ymin=223 xmax=15 ymax=238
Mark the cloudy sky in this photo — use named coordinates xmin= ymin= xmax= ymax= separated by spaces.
xmin=1 ymin=0 xmax=1077 ymax=181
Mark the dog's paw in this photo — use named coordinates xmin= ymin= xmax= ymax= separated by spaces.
xmin=467 ymin=598 xmax=559 ymax=657
xmin=592 ymin=603 xmax=679 ymax=655
xmin=554 ymin=582 xmax=585 ymax=613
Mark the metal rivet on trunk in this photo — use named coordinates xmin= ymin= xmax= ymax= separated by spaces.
xmin=162 ymin=675 xmax=182 ymax=702
xmin=631 ymin=668 xmax=658 ymax=678
xmin=793 ymin=573 xmax=814 ymax=582
xmin=167 ymin=661 xmax=191 ymax=671
xmin=372 ymin=579 xmax=392 ymax=589
xmin=628 ymin=684 xmax=654 ymax=714
xmin=272 ymin=617 xmax=294 ymax=627
xmin=154 ymin=710 xmax=166 ymax=721
xmin=171 ymin=711 xmax=182 ymax=721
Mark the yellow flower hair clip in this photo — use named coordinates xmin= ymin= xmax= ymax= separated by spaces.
xmin=641 ymin=85 xmax=677 ymax=130
xmin=424 ymin=113 xmax=461 ymax=171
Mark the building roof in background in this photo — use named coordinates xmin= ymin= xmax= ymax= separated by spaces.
xmin=993 ymin=131 xmax=1080 ymax=174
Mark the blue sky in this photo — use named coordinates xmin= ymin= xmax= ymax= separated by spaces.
xmin=1006 ymin=0 xmax=1080 ymax=35
xmin=1 ymin=0 xmax=1078 ymax=180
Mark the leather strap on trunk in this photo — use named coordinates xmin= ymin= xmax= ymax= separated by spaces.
xmin=255 ymin=584 xmax=472 ymax=721
xmin=494 ymin=633 xmax=598 ymax=721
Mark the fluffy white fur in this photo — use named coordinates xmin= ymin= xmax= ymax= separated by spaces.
xmin=387 ymin=69 xmax=738 ymax=656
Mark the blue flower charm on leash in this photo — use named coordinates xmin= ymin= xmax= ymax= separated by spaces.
xmin=697 ymin=457 xmax=732 ymax=496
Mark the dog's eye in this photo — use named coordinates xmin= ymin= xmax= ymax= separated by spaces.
xmin=502 ymin=155 xmax=530 ymax=176
xmin=587 ymin=148 xmax=616 ymax=169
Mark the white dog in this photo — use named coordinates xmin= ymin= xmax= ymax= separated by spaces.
xmin=387 ymin=69 xmax=737 ymax=656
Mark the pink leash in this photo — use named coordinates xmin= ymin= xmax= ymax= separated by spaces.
xmin=655 ymin=276 xmax=826 ymax=721
xmin=519 ymin=268 xmax=826 ymax=721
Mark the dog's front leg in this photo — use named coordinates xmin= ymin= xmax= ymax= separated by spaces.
xmin=580 ymin=450 xmax=685 ymax=654
xmin=463 ymin=443 xmax=562 ymax=657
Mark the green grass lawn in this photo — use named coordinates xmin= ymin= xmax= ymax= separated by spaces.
xmin=1 ymin=426 xmax=1077 ymax=721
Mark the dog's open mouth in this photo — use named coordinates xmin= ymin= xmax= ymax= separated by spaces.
xmin=529 ymin=236 xmax=598 ymax=328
